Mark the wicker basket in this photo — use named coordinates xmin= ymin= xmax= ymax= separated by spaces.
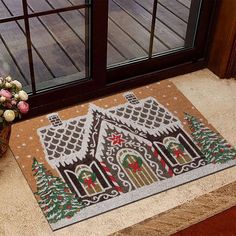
xmin=0 ymin=125 xmax=11 ymax=157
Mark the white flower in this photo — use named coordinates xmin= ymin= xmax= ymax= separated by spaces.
xmin=0 ymin=110 xmax=3 ymax=116
xmin=5 ymin=76 xmax=12 ymax=82
xmin=18 ymin=90 xmax=28 ymax=101
xmin=5 ymin=82 xmax=12 ymax=88
xmin=0 ymin=96 xmax=6 ymax=102
xmin=14 ymin=94 xmax=19 ymax=100
xmin=11 ymin=80 xmax=22 ymax=90
xmin=3 ymin=110 xmax=15 ymax=122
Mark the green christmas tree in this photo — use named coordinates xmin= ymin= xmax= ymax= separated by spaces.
xmin=184 ymin=113 xmax=236 ymax=164
xmin=32 ymin=158 xmax=84 ymax=223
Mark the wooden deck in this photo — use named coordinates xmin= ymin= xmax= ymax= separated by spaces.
xmin=0 ymin=0 xmax=191 ymax=88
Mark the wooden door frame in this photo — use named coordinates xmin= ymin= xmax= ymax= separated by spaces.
xmin=207 ymin=0 xmax=236 ymax=78
xmin=26 ymin=0 xmax=217 ymax=119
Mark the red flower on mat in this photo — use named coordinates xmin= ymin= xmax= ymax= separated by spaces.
xmin=128 ymin=161 xmax=142 ymax=173
xmin=107 ymin=133 xmax=126 ymax=147
xmin=174 ymin=149 xmax=183 ymax=158
xmin=84 ymin=178 xmax=96 ymax=189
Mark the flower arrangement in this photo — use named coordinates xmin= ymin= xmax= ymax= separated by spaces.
xmin=0 ymin=76 xmax=29 ymax=127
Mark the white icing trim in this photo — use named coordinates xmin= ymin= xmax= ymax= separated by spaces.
xmin=88 ymin=103 xmax=181 ymax=138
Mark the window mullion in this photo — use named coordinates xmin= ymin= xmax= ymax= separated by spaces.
xmin=22 ymin=0 xmax=36 ymax=94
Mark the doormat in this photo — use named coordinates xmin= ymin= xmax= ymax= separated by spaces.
xmin=10 ymin=80 xmax=236 ymax=230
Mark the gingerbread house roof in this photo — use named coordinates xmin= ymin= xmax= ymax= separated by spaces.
xmin=38 ymin=117 xmax=87 ymax=167
xmin=38 ymin=97 xmax=181 ymax=168
xmin=109 ymin=97 xmax=179 ymax=130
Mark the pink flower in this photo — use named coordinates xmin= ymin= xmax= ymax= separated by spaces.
xmin=11 ymin=100 xmax=17 ymax=105
xmin=0 ymin=89 xmax=12 ymax=99
xmin=17 ymin=101 xmax=29 ymax=114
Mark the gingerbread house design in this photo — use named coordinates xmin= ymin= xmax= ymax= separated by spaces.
xmin=38 ymin=94 xmax=206 ymax=207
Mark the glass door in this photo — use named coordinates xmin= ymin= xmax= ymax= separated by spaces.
xmin=106 ymin=0 xmax=204 ymax=82
xmin=0 ymin=0 xmax=92 ymax=93
xmin=107 ymin=0 xmax=202 ymax=67
xmin=0 ymin=0 xmax=215 ymax=116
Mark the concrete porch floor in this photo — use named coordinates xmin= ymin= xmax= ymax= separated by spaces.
xmin=0 ymin=69 xmax=235 ymax=236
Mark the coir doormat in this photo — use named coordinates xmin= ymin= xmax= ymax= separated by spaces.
xmin=10 ymin=80 xmax=236 ymax=230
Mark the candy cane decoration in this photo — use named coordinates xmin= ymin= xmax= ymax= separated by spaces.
xmin=149 ymin=145 xmax=174 ymax=177
xmin=100 ymin=162 xmax=123 ymax=193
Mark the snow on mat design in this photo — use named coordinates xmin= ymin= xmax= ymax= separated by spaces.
xmin=35 ymin=95 xmax=236 ymax=227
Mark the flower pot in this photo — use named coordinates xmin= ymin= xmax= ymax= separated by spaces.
xmin=0 ymin=125 xmax=11 ymax=157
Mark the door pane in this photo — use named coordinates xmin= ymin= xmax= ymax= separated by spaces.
xmin=26 ymin=0 xmax=86 ymax=13
xmin=0 ymin=1 xmax=90 ymax=92
xmin=152 ymin=0 xmax=201 ymax=55
xmin=0 ymin=21 xmax=31 ymax=93
xmin=107 ymin=0 xmax=201 ymax=67
xmin=107 ymin=0 xmax=151 ymax=67
xmin=0 ymin=0 xmax=23 ymax=19
xmin=29 ymin=8 xmax=89 ymax=91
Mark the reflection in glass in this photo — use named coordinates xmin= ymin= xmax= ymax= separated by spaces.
xmin=0 ymin=0 xmax=23 ymax=19
xmin=107 ymin=0 xmax=201 ymax=67
xmin=26 ymin=0 xmax=86 ymax=13
xmin=29 ymin=9 xmax=88 ymax=91
xmin=0 ymin=21 xmax=31 ymax=93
